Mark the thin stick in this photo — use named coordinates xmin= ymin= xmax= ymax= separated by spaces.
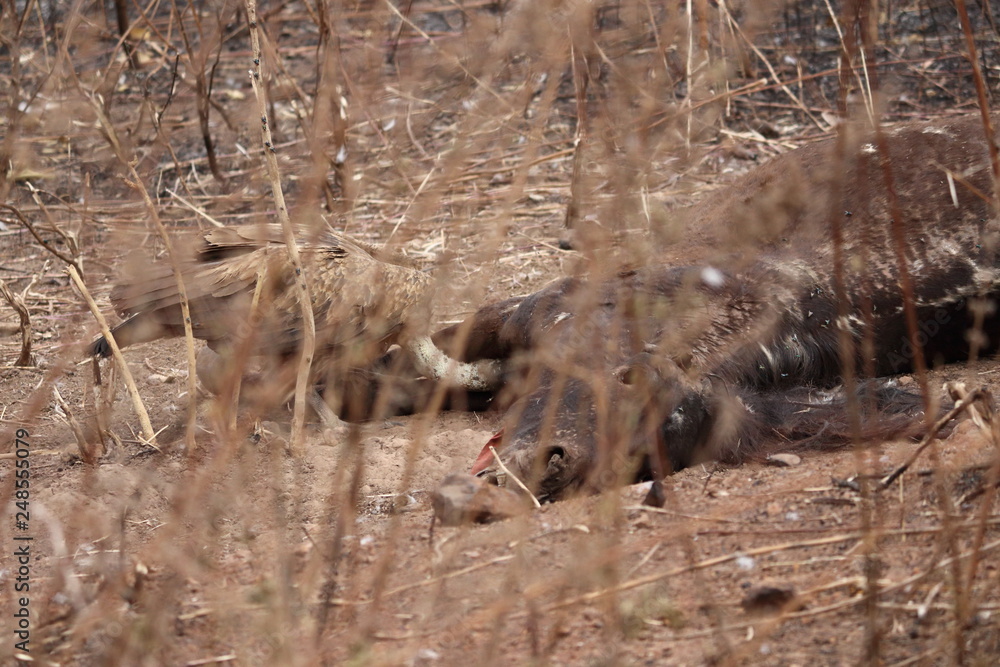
xmin=719 ymin=4 xmax=824 ymax=131
xmin=879 ymin=388 xmax=983 ymax=489
xmin=489 ymin=445 xmax=541 ymax=508
xmin=329 ymin=554 xmax=518 ymax=606
xmin=225 ymin=264 xmax=268 ymax=429
xmin=655 ymin=537 xmax=1000 ymax=641
xmin=69 ymin=265 xmax=157 ymax=448
xmin=0 ymin=277 xmax=32 ymax=366
xmin=52 ymin=385 xmax=96 ymax=462
xmin=166 ymin=189 xmax=226 ymax=228
xmin=954 ymin=0 xmax=1000 ymax=192
xmin=86 ymin=93 xmax=199 ymax=452
xmin=529 ymin=532 xmax=863 ymax=615
xmin=245 ymin=0 xmax=316 ymax=451
xmin=0 ymin=449 xmax=62 ymax=460
xmin=0 ymin=203 xmax=82 ymax=273
xmin=563 ymin=37 xmax=589 ymax=233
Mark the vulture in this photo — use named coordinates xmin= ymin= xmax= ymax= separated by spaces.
xmin=89 ymin=223 xmax=498 ymax=418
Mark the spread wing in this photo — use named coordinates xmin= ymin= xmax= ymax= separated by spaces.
xmin=92 ymin=224 xmax=431 ymax=359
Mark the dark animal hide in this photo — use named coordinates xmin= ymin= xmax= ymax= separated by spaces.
xmin=435 ymin=115 xmax=1000 ymax=501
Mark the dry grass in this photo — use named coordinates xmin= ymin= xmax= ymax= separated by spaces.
xmin=1 ymin=0 xmax=1000 ymax=665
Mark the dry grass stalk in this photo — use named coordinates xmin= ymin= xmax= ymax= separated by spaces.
xmin=954 ymin=0 xmax=1000 ymax=194
xmin=68 ymin=264 xmax=157 ymax=448
xmin=244 ymin=0 xmax=316 ymax=453
xmin=174 ymin=1 xmax=229 ymax=185
xmin=0 ymin=448 xmax=62 ymax=460
xmin=1 ymin=202 xmax=82 ymax=275
xmin=489 ymin=444 xmax=541 ymax=508
xmin=4 ymin=1 xmax=1000 ymax=663
xmin=949 ymin=384 xmax=1000 ymax=623
xmin=0 ymin=276 xmax=32 ymax=366
xmin=719 ymin=2 xmax=823 ymax=131
xmin=563 ymin=31 xmax=593 ymax=233
xmin=84 ymin=91 xmax=201 ymax=451
xmin=880 ymin=386 xmax=986 ymax=489
xmin=51 ymin=384 xmax=97 ymax=462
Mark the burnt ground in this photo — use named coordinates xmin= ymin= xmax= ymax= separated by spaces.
xmin=2 ymin=1 xmax=1000 ymax=665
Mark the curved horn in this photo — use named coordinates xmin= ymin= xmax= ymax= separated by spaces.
xmin=407 ymin=336 xmax=503 ymax=391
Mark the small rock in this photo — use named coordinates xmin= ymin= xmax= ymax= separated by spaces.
xmin=766 ymin=453 xmax=801 ymax=467
xmin=754 ymin=121 xmax=781 ymax=139
xmin=413 ymin=648 xmax=440 ymax=664
xmin=391 ymin=494 xmax=418 ymax=513
xmin=642 ymin=479 xmax=666 ymax=508
xmin=729 ymin=144 xmax=758 ymax=161
xmin=431 ymin=473 xmax=531 ymax=526
xmin=741 ymin=585 xmax=798 ymax=614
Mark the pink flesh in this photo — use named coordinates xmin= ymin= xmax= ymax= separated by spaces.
xmin=470 ymin=429 xmax=504 ymax=475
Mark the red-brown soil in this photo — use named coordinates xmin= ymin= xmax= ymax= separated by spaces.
xmin=1 ymin=1 xmax=999 ymax=665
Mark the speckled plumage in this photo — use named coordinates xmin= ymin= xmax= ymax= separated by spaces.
xmin=90 ymin=223 xmax=432 ymax=371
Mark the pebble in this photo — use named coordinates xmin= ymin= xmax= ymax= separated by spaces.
xmin=765 ymin=453 xmax=801 ymax=467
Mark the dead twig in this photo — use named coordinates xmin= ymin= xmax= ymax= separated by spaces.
xmin=175 ymin=0 xmax=229 ymax=184
xmin=85 ymin=92 xmax=199 ymax=452
xmin=0 ymin=203 xmax=82 ymax=275
xmin=0 ymin=277 xmax=32 ymax=366
xmin=719 ymin=4 xmax=824 ymax=131
xmin=954 ymin=0 xmax=1000 ymax=198
xmin=245 ymin=0 xmax=316 ymax=452
xmin=0 ymin=449 xmax=63 ymax=460
xmin=69 ymin=265 xmax=157 ymax=448
xmin=879 ymin=387 xmax=984 ymax=490
xmin=563 ymin=37 xmax=591 ymax=234
xmin=490 ymin=445 xmax=541 ymax=508
xmin=52 ymin=385 xmax=99 ymax=463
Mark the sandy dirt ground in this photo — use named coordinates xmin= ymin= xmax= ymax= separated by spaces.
xmin=1 ymin=1 xmax=999 ymax=665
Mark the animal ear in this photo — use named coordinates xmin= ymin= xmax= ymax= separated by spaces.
xmin=615 ymin=363 xmax=643 ymax=386
xmin=615 ymin=352 xmax=695 ymax=391
xmin=670 ymin=351 xmax=694 ymax=371
xmin=639 ymin=339 xmax=695 ymax=372
xmin=614 ymin=356 xmax=667 ymax=387
xmin=543 ymin=446 xmax=570 ymax=481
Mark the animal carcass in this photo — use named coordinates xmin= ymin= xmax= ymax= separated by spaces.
xmin=435 ymin=115 xmax=1000 ymax=501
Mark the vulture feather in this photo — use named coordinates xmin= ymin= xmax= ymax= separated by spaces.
xmin=88 ymin=224 xmax=501 ymax=415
